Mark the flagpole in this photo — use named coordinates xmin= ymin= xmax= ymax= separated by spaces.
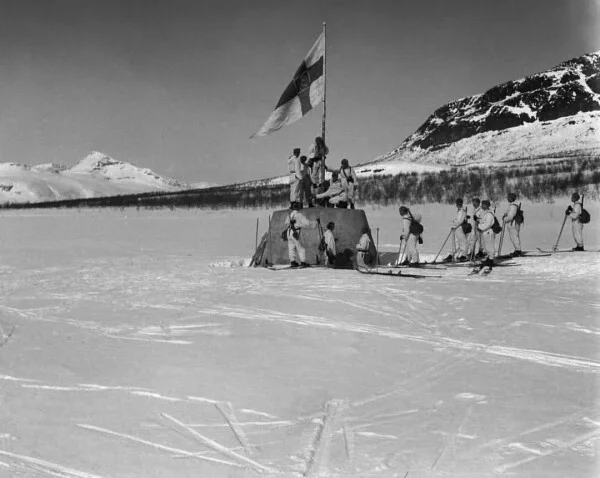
xmin=321 ymin=21 xmax=327 ymax=143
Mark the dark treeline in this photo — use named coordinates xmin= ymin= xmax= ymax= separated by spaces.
xmin=3 ymin=157 xmax=599 ymax=211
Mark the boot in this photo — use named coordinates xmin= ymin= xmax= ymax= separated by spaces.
xmin=571 ymin=246 xmax=584 ymax=251
xmin=442 ymin=254 xmax=453 ymax=263
xmin=290 ymin=261 xmax=299 ymax=268
xmin=511 ymin=250 xmax=522 ymax=257
xmin=299 ymin=262 xmax=310 ymax=268
xmin=457 ymin=255 xmax=467 ymax=262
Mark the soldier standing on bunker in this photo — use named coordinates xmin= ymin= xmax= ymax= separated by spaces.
xmin=477 ymin=200 xmax=495 ymax=269
xmin=449 ymin=198 xmax=468 ymax=262
xmin=284 ymin=204 xmax=318 ymax=268
xmin=288 ymin=148 xmax=302 ymax=209
xmin=566 ymin=192 xmax=584 ymax=251
xmin=398 ymin=206 xmax=421 ymax=265
xmin=323 ymin=222 xmax=337 ymax=266
xmin=299 ymin=155 xmax=314 ymax=208
xmin=327 ymin=159 xmax=358 ymax=209
xmin=355 ymin=226 xmax=372 ymax=268
xmin=468 ymin=198 xmax=484 ymax=259
xmin=503 ymin=192 xmax=522 ymax=257
xmin=308 ymin=136 xmax=329 ymax=199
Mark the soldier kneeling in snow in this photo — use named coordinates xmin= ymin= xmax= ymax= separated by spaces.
xmin=284 ymin=204 xmax=318 ymax=268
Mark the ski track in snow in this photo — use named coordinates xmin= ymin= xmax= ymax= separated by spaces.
xmin=198 ymin=304 xmax=600 ymax=373
xmin=1 ymin=207 xmax=598 ymax=476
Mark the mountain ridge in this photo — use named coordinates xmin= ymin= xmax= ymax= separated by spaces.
xmin=375 ymin=50 xmax=600 ymax=166
xmin=0 ymin=152 xmax=201 ymax=204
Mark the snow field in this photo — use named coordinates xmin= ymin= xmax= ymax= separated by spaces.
xmin=0 ymin=201 xmax=598 ymax=477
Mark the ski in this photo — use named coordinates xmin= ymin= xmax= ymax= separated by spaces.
xmin=264 ymin=264 xmax=315 ymax=271
xmin=536 ymin=248 xmax=598 ymax=254
xmin=496 ymin=252 xmax=551 ymax=259
xmin=386 ymin=263 xmax=447 ymax=270
xmin=480 ymin=266 xmax=493 ymax=276
xmin=357 ymin=266 xmax=442 ymax=279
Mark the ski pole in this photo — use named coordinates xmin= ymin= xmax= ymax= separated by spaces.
xmin=268 ymin=214 xmax=272 ymax=266
xmin=497 ymin=224 xmax=506 ymax=257
xmin=255 ymin=217 xmax=259 ymax=251
xmin=433 ymin=228 xmax=453 ymax=264
xmin=396 ymin=236 xmax=404 ymax=265
xmin=450 ymin=229 xmax=456 ymax=262
xmin=376 ymin=227 xmax=380 ymax=267
xmin=398 ymin=234 xmax=410 ymax=265
xmin=553 ymin=214 xmax=569 ymax=251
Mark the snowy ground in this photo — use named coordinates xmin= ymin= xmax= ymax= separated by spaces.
xmin=0 ymin=200 xmax=598 ymax=477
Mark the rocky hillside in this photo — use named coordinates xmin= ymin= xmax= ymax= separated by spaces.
xmin=377 ymin=51 xmax=600 ymax=166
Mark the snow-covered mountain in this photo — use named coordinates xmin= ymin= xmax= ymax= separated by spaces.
xmin=374 ymin=51 xmax=600 ymax=167
xmin=0 ymin=152 xmax=190 ymax=204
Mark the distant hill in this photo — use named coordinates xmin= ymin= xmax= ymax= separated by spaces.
xmin=0 ymin=152 xmax=201 ymax=204
xmin=372 ymin=50 xmax=600 ymax=167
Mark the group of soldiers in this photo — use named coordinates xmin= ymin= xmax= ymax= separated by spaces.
xmin=283 ymin=140 xmax=588 ymax=269
xmin=287 ymin=137 xmax=358 ymax=210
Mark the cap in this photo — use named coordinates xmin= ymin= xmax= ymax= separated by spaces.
xmin=341 ymin=158 xmax=349 ymax=166
xmin=482 ymin=200 xmax=491 ymax=207
xmin=293 ymin=148 xmax=300 ymax=155
xmin=455 ymin=198 xmax=463 ymax=205
xmin=572 ymin=192 xmax=580 ymax=201
xmin=507 ymin=192 xmax=517 ymax=202
xmin=399 ymin=206 xmax=409 ymax=215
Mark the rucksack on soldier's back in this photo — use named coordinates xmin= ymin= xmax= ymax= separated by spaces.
xmin=580 ymin=208 xmax=591 ymax=224
xmin=580 ymin=195 xmax=591 ymax=224
xmin=492 ymin=216 xmax=503 ymax=234
xmin=514 ymin=204 xmax=524 ymax=225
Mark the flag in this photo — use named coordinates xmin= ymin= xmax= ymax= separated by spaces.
xmin=252 ymin=32 xmax=325 ymax=137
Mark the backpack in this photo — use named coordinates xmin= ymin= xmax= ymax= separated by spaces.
xmin=341 ymin=167 xmax=354 ymax=184
xmin=514 ymin=203 xmax=524 ymax=225
xmin=461 ymin=214 xmax=472 ymax=234
xmin=580 ymin=195 xmax=591 ymax=224
xmin=408 ymin=210 xmax=424 ymax=235
xmin=580 ymin=209 xmax=591 ymax=224
xmin=492 ymin=215 xmax=503 ymax=234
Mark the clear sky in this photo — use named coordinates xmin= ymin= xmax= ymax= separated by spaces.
xmin=0 ymin=0 xmax=598 ymax=184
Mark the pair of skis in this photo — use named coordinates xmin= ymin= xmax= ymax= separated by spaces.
xmin=536 ymin=247 xmax=598 ymax=254
xmin=357 ymin=266 xmax=442 ymax=279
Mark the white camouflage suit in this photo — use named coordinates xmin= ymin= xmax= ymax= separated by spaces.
xmin=339 ymin=166 xmax=358 ymax=207
xmin=288 ymin=155 xmax=302 ymax=204
xmin=503 ymin=202 xmax=521 ymax=251
xmin=308 ymin=142 xmax=329 ymax=188
xmin=323 ymin=228 xmax=336 ymax=265
xmin=570 ymin=201 xmax=584 ymax=247
xmin=468 ymin=205 xmax=483 ymax=257
xmin=285 ymin=211 xmax=317 ymax=264
xmin=478 ymin=210 xmax=496 ymax=259
xmin=355 ymin=232 xmax=371 ymax=268
xmin=400 ymin=213 xmax=420 ymax=264
xmin=452 ymin=205 xmax=468 ymax=258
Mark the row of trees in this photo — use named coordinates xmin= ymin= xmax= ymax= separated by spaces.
xmin=2 ymin=157 xmax=598 ymax=211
